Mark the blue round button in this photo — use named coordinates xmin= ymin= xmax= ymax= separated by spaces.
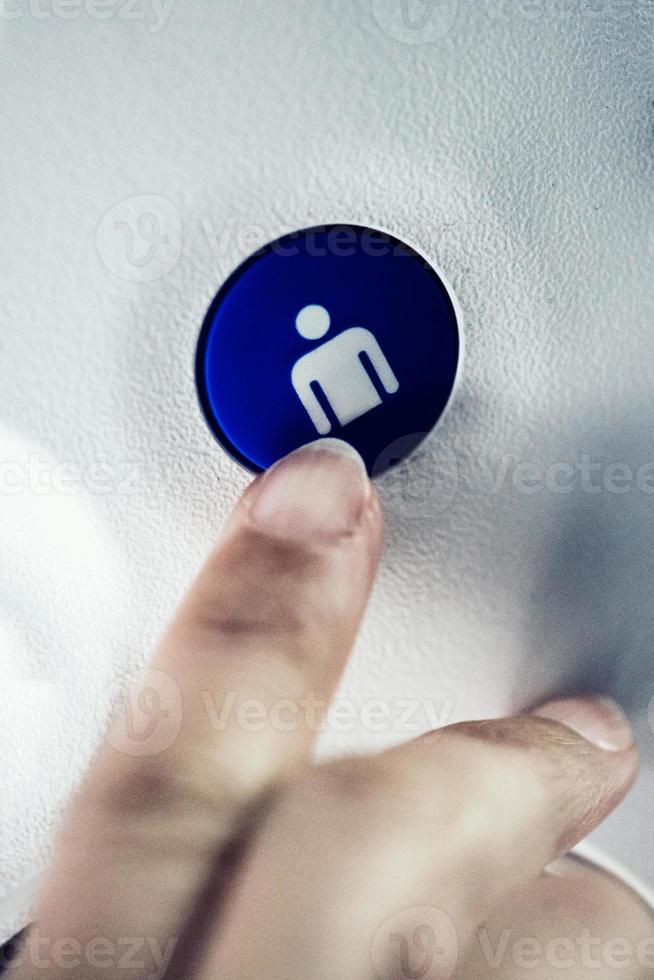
xmin=195 ymin=224 xmax=461 ymax=476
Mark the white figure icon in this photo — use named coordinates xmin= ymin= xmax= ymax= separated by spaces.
xmin=291 ymin=305 xmax=400 ymax=435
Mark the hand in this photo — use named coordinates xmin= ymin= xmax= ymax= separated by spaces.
xmin=5 ymin=440 xmax=638 ymax=980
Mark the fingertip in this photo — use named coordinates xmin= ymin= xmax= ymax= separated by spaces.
xmin=531 ymin=696 xmax=636 ymax=754
xmin=242 ymin=440 xmax=372 ymax=544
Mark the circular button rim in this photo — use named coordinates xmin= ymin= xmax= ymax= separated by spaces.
xmin=195 ymin=222 xmax=465 ymax=475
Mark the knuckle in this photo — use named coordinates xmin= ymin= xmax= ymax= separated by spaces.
xmin=309 ymin=755 xmax=395 ymax=804
xmin=78 ymin=744 xmax=250 ymax=857
xmin=426 ymin=729 xmax=552 ymax=860
xmin=442 ymin=729 xmax=548 ymax=809
xmin=292 ymin=755 xmax=437 ymax=842
xmin=208 ymin=526 xmax=325 ymax=597
xmin=188 ymin=531 xmax=336 ymax=664
xmin=292 ymin=757 xmax=393 ymax=817
xmin=83 ymin=749 xmax=179 ymax=817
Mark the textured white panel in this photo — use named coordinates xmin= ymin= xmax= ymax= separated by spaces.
xmin=1 ymin=0 xmax=654 ymax=939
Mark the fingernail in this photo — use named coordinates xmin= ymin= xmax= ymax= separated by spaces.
xmin=532 ymin=696 xmax=634 ymax=752
xmin=248 ymin=439 xmax=371 ymax=541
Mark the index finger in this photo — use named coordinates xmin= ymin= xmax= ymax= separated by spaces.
xmin=16 ymin=439 xmax=382 ymax=980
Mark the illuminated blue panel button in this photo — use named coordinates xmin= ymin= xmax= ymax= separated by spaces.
xmin=195 ymin=224 xmax=462 ymax=476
